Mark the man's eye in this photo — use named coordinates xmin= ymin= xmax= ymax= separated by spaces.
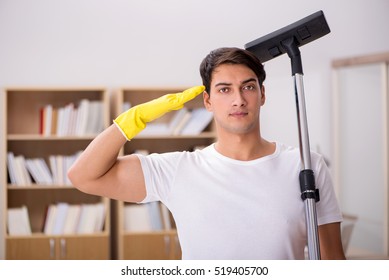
xmin=243 ymin=85 xmax=255 ymax=91
xmin=219 ymin=88 xmax=229 ymax=93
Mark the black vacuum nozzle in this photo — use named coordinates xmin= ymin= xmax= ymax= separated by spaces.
xmin=245 ymin=10 xmax=330 ymax=63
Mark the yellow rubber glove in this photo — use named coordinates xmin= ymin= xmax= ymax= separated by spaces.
xmin=114 ymin=85 xmax=205 ymax=140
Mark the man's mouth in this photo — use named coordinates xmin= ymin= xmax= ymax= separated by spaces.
xmin=229 ymin=111 xmax=248 ymax=117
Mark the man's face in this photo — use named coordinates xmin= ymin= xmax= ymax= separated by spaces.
xmin=203 ymin=63 xmax=265 ymax=135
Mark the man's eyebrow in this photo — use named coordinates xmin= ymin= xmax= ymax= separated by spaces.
xmin=241 ymin=78 xmax=258 ymax=84
xmin=214 ymin=82 xmax=232 ymax=87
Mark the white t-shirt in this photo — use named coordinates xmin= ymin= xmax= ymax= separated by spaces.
xmin=138 ymin=142 xmax=342 ymax=259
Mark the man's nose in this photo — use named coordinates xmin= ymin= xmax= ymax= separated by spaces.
xmin=232 ymin=91 xmax=247 ymax=107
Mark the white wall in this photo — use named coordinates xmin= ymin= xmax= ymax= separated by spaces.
xmin=1 ymin=0 xmax=388 ymax=155
xmin=1 ymin=0 xmax=389 ymax=258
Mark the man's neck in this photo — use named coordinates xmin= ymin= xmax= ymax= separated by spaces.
xmin=214 ymin=131 xmax=276 ymax=161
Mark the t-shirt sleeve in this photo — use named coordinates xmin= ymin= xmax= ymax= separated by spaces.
xmin=314 ymin=154 xmax=343 ymax=225
xmin=136 ymin=152 xmax=182 ymax=205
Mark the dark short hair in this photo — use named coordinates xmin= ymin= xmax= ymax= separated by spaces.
xmin=199 ymin=47 xmax=266 ymax=94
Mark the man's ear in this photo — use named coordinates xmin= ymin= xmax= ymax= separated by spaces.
xmin=260 ymin=85 xmax=266 ymax=106
xmin=203 ymin=91 xmax=212 ymax=111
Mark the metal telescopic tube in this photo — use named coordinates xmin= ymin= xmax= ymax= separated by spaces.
xmin=305 ymin=199 xmax=320 ymax=259
xmin=294 ymin=73 xmax=321 ymax=260
xmin=294 ymin=74 xmax=311 ymax=169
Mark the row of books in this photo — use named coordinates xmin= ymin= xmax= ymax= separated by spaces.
xmin=43 ymin=202 xmax=106 ymax=235
xmin=138 ymin=107 xmax=213 ymax=136
xmin=123 ymin=202 xmax=172 ymax=232
xmin=7 ymin=151 xmax=81 ymax=186
xmin=7 ymin=205 xmax=32 ymax=236
xmin=40 ymin=99 xmax=104 ymax=136
xmin=7 ymin=202 xmax=106 ymax=236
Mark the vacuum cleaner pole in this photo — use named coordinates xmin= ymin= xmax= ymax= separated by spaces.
xmin=285 ymin=38 xmax=321 ymax=259
xmin=245 ymin=10 xmax=330 ymax=259
xmin=284 ymin=37 xmax=321 ymax=260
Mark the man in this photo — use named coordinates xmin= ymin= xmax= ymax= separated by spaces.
xmin=68 ymin=47 xmax=345 ymax=259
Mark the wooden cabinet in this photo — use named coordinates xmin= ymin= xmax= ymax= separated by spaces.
xmin=114 ymin=88 xmax=215 ymax=260
xmin=1 ymin=88 xmax=111 ymax=260
xmin=7 ymin=235 xmax=108 ymax=260
xmin=122 ymin=232 xmax=181 ymax=260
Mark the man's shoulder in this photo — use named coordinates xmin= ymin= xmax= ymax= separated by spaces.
xmin=276 ymin=142 xmax=327 ymax=167
xmin=138 ymin=144 xmax=214 ymax=161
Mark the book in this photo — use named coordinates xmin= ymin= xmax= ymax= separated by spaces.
xmin=25 ymin=159 xmax=42 ymax=184
xmin=7 ymin=152 xmax=17 ymax=185
xmin=52 ymin=203 xmax=69 ymax=235
xmin=94 ymin=203 xmax=106 ymax=232
xmin=43 ymin=204 xmax=57 ymax=235
xmin=133 ymin=149 xmax=149 ymax=156
xmin=147 ymin=202 xmax=163 ymax=231
xmin=67 ymin=105 xmax=78 ymax=135
xmin=25 ymin=158 xmax=53 ymax=185
xmin=39 ymin=107 xmax=44 ymax=135
xmin=56 ymin=155 xmax=64 ymax=185
xmin=7 ymin=205 xmax=32 ymax=236
xmin=38 ymin=158 xmax=53 ymax=184
xmin=51 ymin=108 xmax=58 ymax=135
xmin=76 ymin=204 xmax=95 ymax=234
xmin=180 ymin=108 xmax=213 ymax=135
xmin=43 ymin=104 xmax=53 ymax=136
xmin=56 ymin=106 xmax=65 ymax=136
xmin=123 ymin=204 xmax=152 ymax=232
xmin=14 ymin=155 xmax=32 ymax=186
xmin=172 ymin=110 xmax=192 ymax=135
xmin=63 ymin=103 xmax=74 ymax=136
xmin=85 ymin=101 xmax=104 ymax=135
xmin=138 ymin=122 xmax=169 ymax=136
xmin=76 ymin=203 xmax=105 ymax=234
xmin=63 ymin=204 xmax=82 ymax=234
xmin=160 ymin=203 xmax=172 ymax=230
xmin=75 ymin=99 xmax=90 ymax=136
xmin=48 ymin=155 xmax=58 ymax=185
xmin=168 ymin=107 xmax=189 ymax=134
xmin=94 ymin=101 xmax=104 ymax=134
xmin=122 ymin=101 xmax=131 ymax=111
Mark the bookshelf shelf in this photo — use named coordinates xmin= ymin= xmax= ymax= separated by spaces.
xmin=6 ymin=231 xmax=109 ymax=239
xmin=8 ymin=135 xmax=99 ymax=141
xmin=7 ymin=184 xmax=77 ymax=190
xmin=1 ymin=88 xmax=111 ymax=260
xmin=113 ymin=88 xmax=216 ymax=260
xmin=123 ymin=229 xmax=178 ymax=236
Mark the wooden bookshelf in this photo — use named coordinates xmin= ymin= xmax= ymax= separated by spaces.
xmin=1 ymin=88 xmax=111 ymax=259
xmin=113 ymin=88 xmax=216 ymax=260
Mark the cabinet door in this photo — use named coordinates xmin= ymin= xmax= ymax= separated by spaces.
xmin=6 ymin=236 xmax=109 ymax=260
xmin=170 ymin=234 xmax=182 ymax=260
xmin=60 ymin=236 xmax=109 ymax=260
xmin=123 ymin=234 xmax=180 ymax=260
xmin=6 ymin=237 xmax=55 ymax=260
